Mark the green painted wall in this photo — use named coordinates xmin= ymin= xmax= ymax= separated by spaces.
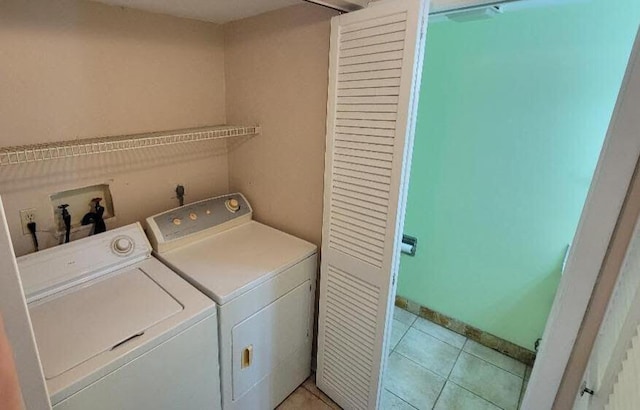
xmin=397 ymin=0 xmax=640 ymax=350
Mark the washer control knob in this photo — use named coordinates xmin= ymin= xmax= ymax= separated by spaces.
xmin=173 ymin=218 xmax=182 ymax=225
xmin=225 ymin=198 xmax=240 ymax=213
xmin=112 ymin=237 xmax=134 ymax=255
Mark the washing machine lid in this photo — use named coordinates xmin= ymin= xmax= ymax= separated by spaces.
xmin=29 ymin=268 xmax=183 ymax=379
xmin=159 ymin=221 xmax=317 ymax=305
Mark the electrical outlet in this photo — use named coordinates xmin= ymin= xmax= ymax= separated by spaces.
xmin=20 ymin=208 xmax=37 ymax=235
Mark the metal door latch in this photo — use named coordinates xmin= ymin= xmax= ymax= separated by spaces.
xmin=580 ymin=381 xmax=594 ymax=397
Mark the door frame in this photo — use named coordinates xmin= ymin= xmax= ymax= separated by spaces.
xmin=520 ymin=27 xmax=640 ymax=409
xmin=0 ymin=196 xmax=51 ymax=410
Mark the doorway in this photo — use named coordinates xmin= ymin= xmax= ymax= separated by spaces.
xmin=383 ymin=1 xmax=640 ymax=409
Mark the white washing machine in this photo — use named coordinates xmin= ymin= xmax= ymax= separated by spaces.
xmin=16 ymin=223 xmax=222 ymax=410
xmin=146 ymin=193 xmax=317 ymax=410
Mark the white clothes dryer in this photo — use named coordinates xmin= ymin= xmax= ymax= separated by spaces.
xmin=146 ymin=193 xmax=317 ymax=410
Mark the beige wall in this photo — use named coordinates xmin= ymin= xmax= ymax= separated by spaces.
xmin=0 ymin=0 xmax=229 ymax=256
xmin=0 ymin=1 xmax=335 ymax=256
xmin=224 ymin=4 xmax=338 ymax=247
xmin=0 ymin=0 xmax=226 ymax=144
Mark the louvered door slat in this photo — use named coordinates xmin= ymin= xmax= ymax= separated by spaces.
xmin=327 ymin=276 xmax=381 ymax=309
xmin=334 ymin=166 xmax=392 ymax=185
xmin=335 ymin=117 xmax=397 ymax=129
xmin=341 ymin=21 xmax=406 ymax=42
xmin=337 ymin=96 xmax=398 ymax=105
xmin=323 ymin=355 xmax=372 ymax=395
xmin=331 ymin=210 xmax=387 ymax=234
xmin=339 ymin=69 xmax=403 ymax=82
xmin=340 ymin=12 xmax=406 ymax=33
xmin=331 ymin=226 xmax=385 ymax=251
xmin=323 ymin=318 xmax=376 ymax=354
xmin=341 ymin=31 xmax=406 ymax=50
xmin=339 ymin=60 xmax=404 ymax=75
xmin=341 ymin=50 xmax=405 ymax=66
xmin=335 ymin=161 xmax=391 ymax=181
xmin=338 ymin=77 xmax=402 ymax=89
xmin=318 ymin=1 xmax=428 ymax=409
xmin=337 ymin=109 xmax=397 ymax=120
xmin=334 ymin=172 xmax=391 ymax=192
xmin=332 ymin=200 xmax=388 ymax=223
xmin=335 ymin=126 xmax=395 ymax=138
xmin=335 ymin=146 xmax=393 ymax=161
xmin=324 ymin=323 xmax=375 ymax=360
xmin=340 ymin=41 xmax=405 ymax=58
xmin=323 ymin=339 xmax=373 ymax=377
xmin=335 ymin=139 xmax=397 ymax=152
xmin=336 ymin=134 xmax=395 ymax=148
xmin=334 ymin=194 xmax=389 ymax=215
xmin=331 ymin=229 xmax=384 ymax=260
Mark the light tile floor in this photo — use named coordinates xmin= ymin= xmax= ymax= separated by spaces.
xmin=278 ymin=375 xmax=340 ymax=410
xmin=386 ymin=306 xmax=532 ymax=410
xmin=278 ymin=306 xmax=533 ymax=410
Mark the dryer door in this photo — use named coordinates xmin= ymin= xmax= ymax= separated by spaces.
xmin=231 ymin=280 xmax=312 ymax=400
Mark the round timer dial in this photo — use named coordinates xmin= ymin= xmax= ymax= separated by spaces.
xmin=225 ymin=198 xmax=240 ymax=213
xmin=111 ymin=236 xmax=134 ymax=255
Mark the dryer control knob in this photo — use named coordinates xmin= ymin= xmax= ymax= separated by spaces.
xmin=112 ymin=237 xmax=134 ymax=255
xmin=226 ymin=198 xmax=240 ymax=213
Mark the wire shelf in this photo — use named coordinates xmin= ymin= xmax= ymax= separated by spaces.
xmin=0 ymin=125 xmax=261 ymax=166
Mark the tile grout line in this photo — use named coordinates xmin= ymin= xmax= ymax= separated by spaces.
xmin=451 ymin=352 xmax=522 ymax=410
xmin=391 ymin=322 xmax=411 ymax=352
xmin=458 ymin=350 xmax=526 ymax=384
xmin=409 ymin=320 xmax=467 ymax=350
xmin=394 ymin=302 xmax=536 ymax=366
xmin=388 ymin=348 xmax=452 ymax=409
xmin=447 ymin=338 xmax=467 ymax=379
xmin=392 ymin=349 xmax=452 ymax=380
xmin=385 ymin=388 xmax=419 ymax=410
xmin=517 ymin=373 xmax=528 ymax=409
xmin=461 ymin=348 xmax=526 ymax=379
xmin=447 ymin=380 xmax=507 ymax=410
xmin=404 ymin=310 xmax=529 ymax=375
xmin=394 ymin=307 xmax=418 ymax=328
xmin=400 ymin=307 xmax=468 ymax=347
xmin=430 ymin=338 xmax=468 ymax=409
xmin=393 ymin=309 xmax=522 ymax=410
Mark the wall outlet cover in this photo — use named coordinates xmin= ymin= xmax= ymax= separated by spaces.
xmin=19 ymin=208 xmax=37 ymax=235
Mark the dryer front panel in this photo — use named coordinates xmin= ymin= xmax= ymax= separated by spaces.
xmin=231 ymin=279 xmax=312 ymax=400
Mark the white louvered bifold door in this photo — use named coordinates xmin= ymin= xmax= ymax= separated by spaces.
xmin=316 ymin=1 xmax=429 ymax=409
xmin=576 ymin=213 xmax=640 ymax=410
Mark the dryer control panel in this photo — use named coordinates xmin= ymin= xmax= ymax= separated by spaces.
xmin=146 ymin=193 xmax=252 ymax=253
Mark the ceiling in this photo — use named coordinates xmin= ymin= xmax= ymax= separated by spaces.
xmin=89 ymin=0 xmax=304 ymax=24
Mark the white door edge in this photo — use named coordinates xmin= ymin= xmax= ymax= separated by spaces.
xmin=0 ymin=196 xmax=51 ymax=410
xmin=522 ymin=27 xmax=640 ymax=410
